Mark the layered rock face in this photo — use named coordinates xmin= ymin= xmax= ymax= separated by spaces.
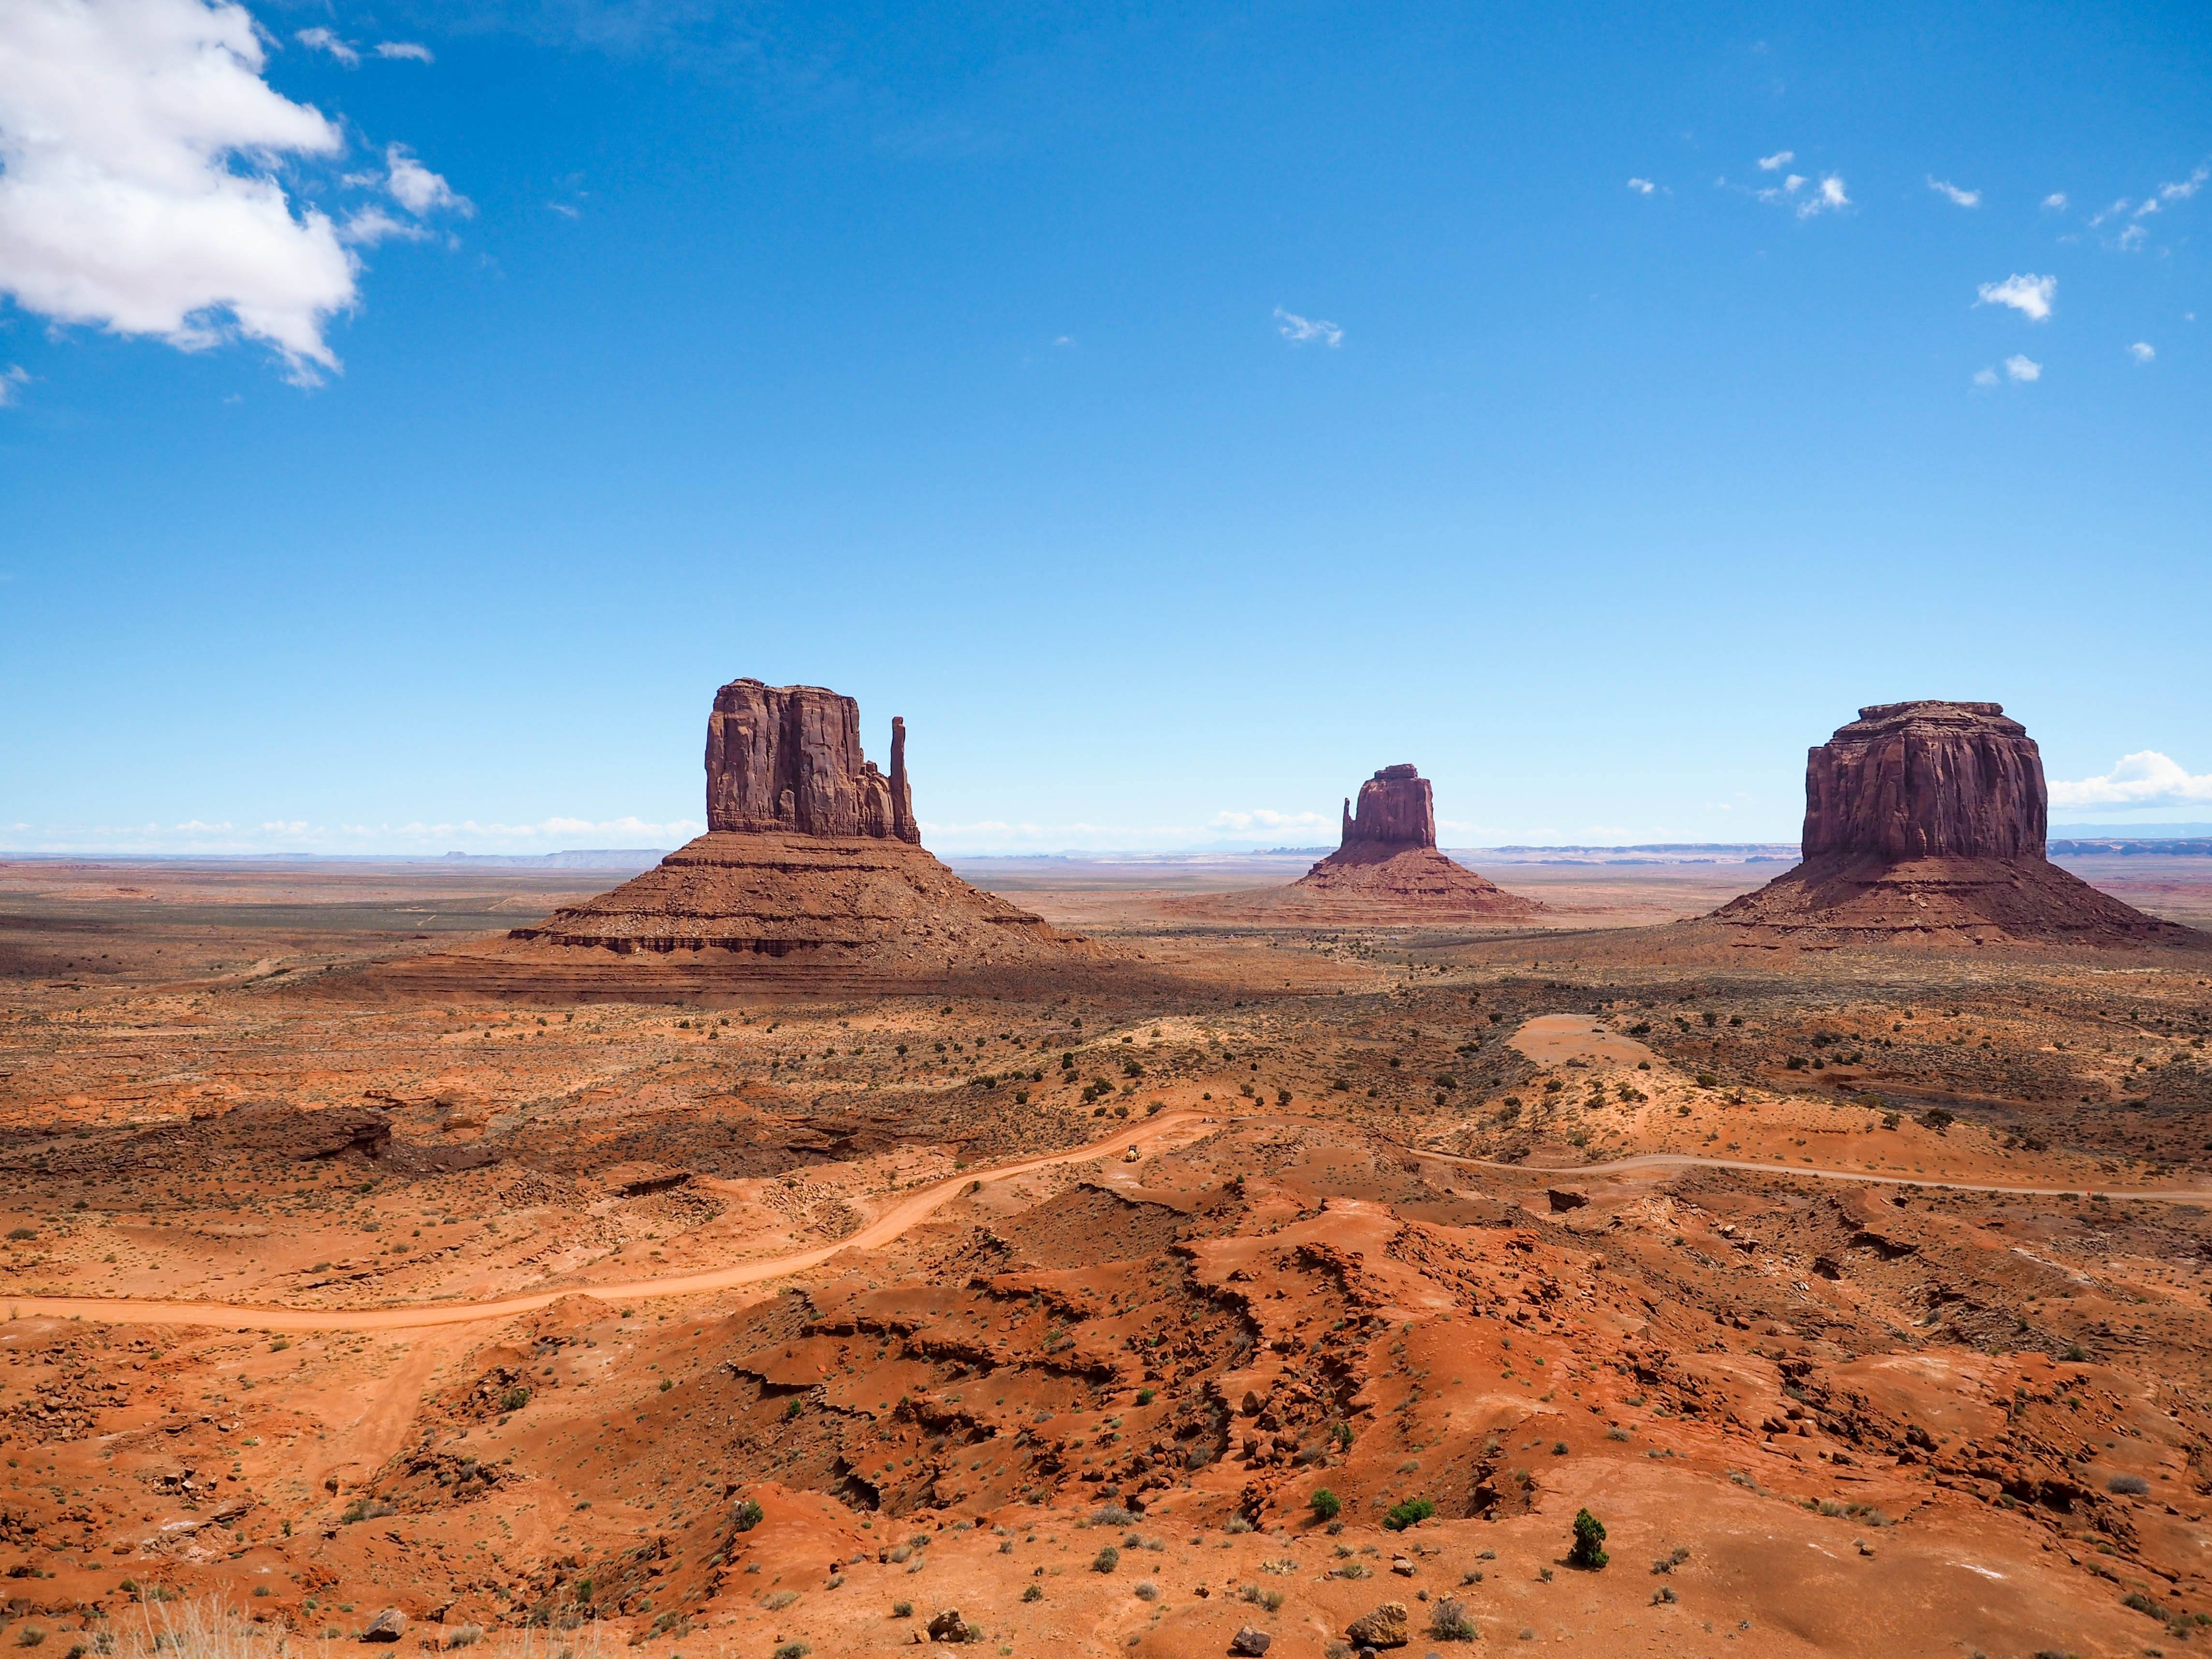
xmin=705 ymin=679 xmax=917 ymax=843
xmin=1714 ymin=700 xmax=2192 ymax=947
xmin=1802 ymin=701 xmax=2045 ymax=861
xmin=412 ymin=678 xmax=1102 ymax=991
xmin=1341 ymin=763 xmax=1436 ymax=849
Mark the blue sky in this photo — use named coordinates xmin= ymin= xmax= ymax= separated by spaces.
xmin=2 ymin=0 xmax=2209 ymax=855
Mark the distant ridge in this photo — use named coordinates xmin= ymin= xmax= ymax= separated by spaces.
xmin=438 ymin=849 xmax=668 ymax=870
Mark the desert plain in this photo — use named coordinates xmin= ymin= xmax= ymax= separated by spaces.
xmin=1 ymin=841 xmax=2211 ymax=1659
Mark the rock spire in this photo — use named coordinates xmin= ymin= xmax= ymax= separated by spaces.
xmin=1340 ymin=764 xmax=1436 ymax=850
xmin=704 ymin=678 xmax=919 ymax=844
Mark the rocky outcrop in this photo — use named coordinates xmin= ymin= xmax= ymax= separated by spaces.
xmin=363 ymin=676 xmax=1115 ymax=993
xmin=1166 ymin=764 xmax=1542 ymax=922
xmin=1341 ymin=764 xmax=1435 ymax=849
xmin=1803 ymin=701 xmax=2044 ymax=860
xmin=1711 ymin=700 xmax=2197 ymax=948
xmin=705 ymin=679 xmax=917 ymax=843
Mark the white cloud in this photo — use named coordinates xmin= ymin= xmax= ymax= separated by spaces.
xmin=1207 ymin=808 xmax=1327 ymax=832
xmin=2160 ymin=164 xmax=2210 ymax=204
xmin=1797 ymin=174 xmax=1848 ymax=218
xmin=338 ymin=206 xmax=429 ymax=247
xmin=1972 ymin=366 xmax=1998 ymax=387
xmin=1274 ymin=307 xmax=1342 ymax=347
xmin=2041 ymin=192 xmax=2068 ymax=210
xmin=0 ymin=363 xmax=26 ymax=403
xmin=374 ymin=41 xmax=434 ymax=62
xmin=1627 ymin=177 xmax=1655 ymax=194
xmin=2051 ymin=750 xmax=2212 ymax=808
xmin=2129 ymin=341 xmax=2155 ymax=363
xmin=1928 ymin=176 xmax=1980 ymax=207
xmin=1756 ymin=150 xmax=1794 ymax=171
xmin=2004 ymin=353 xmax=2041 ymax=382
xmin=1976 ymin=272 xmax=2056 ymax=321
xmin=293 ymin=26 xmax=358 ymax=66
xmin=384 ymin=145 xmax=471 ymax=218
xmin=0 ymin=0 xmax=358 ymax=380
xmin=547 ymin=201 xmax=580 ymax=218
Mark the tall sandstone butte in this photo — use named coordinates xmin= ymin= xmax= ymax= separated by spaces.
xmin=441 ymin=677 xmax=1096 ymax=990
xmin=1713 ymin=699 xmax=2193 ymax=946
xmin=1171 ymin=763 xmax=1541 ymax=921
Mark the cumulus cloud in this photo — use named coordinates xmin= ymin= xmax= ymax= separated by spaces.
xmin=374 ymin=41 xmax=434 ymax=62
xmin=2051 ymin=751 xmax=2212 ymax=809
xmin=1757 ymin=150 xmax=1794 ymax=171
xmin=1928 ymin=176 xmax=1980 ymax=207
xmin=2004 ymin=354 xmax=2041 ymax=382
xmin=293 ymin=25 xmax=358 ymax=65
xmin=1627 ymin=177 xmax=1655 ymax=194
xmin=1977 ymin=273 xmax=2056 ymax=321
xmin=0 ymin=0 xmax=356 ymax=380
xmin=1797 ymin=174 xmax=1848 ymax=218
xmin=1274 ymin=307 xmax=1342 ymax=347
xmin=384 ymin=145 xmax=471 ymax=217
xmin=2129 ymin=341 xmax=2155 ymax=363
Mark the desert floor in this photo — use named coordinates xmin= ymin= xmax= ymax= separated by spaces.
xmin=3 ymin=851 xmax=2212 ymax=1659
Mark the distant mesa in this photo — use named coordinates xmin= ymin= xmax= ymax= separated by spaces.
xmin=1710 ymin=700 xmax=2197 ymax=948
xmin=1170 ymin=763 xmax=1543 ymax=922
xmin=381 ymin=677 xmax=1099 ymax=993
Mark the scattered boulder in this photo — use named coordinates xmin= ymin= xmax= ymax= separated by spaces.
xmin=1546 ymin=1186 xmax=1590 ymax=1212
xmin=1229 ymin=1627 xmax=1273 ymax=1656
xmin=1345 ymin=1601 xmax=1409 ymax=1648
xmin=926 ymin=1608 xmax=979 ymax=1644
xmin=360 ymin=1609 xmax=407 ymax=1643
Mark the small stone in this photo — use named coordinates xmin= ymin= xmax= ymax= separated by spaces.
xmin=360 ymin=1609 xmax=407 ymax=1643
xmin=1229 ymin=1628 xmax=1272 ymax=1657
xmin=1391 ymin=1556 xmax=1415 ymax=1576
xmin=927 ymin=1608 xmax=978 ymax=1643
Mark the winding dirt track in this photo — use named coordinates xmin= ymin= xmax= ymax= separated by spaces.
xmin=11 ymin=1110 xmax=2211 ymax=1334
xmin=2 ymin=1111 xmax=1219 ymax=1334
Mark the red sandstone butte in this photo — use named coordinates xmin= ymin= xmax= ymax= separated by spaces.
xmin=1173 ymin=764 xmax=1543 ymax=922
xmin=1713 ymin=700 xmax=2196 ymax=947
xmin=382 ymin=678 xmax=1100 ymax=993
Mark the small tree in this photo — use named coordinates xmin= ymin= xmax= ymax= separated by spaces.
xmin=1568 ymin=1508 xmax=1608 ymax=1570
xmin=1310 ymin=1488 xmax=1341 ymax=1521
xmin=1383 ymin=1497 xmax=1436 ymax=1532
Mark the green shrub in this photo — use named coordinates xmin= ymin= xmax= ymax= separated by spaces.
xmin=1568 ymin=1508 xmax=1608 ymax=1570
xmin=1383 ymin=1498 xmax=1435 ymax=1531
xmin=1092 ymin=1546 xmax=1119 ymax=1573
xmin=733 ymin=1499 xmax=765 ymax=1532
xmin=1310 ymin=1488 xmax=1341 ymax=1520
xmin=1429 ymin=1597 xmax=1477 ymax=1641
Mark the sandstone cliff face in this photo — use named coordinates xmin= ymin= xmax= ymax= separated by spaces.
xmin=704 ymin=679 xmax=917 ymax=843
xmin=1803 ymin=701 xmax=2045 ymax=862
xmin=1341 ymin=764 xmax=1436 ymax=850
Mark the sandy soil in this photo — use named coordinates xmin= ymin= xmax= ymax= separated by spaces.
xmin=3 ymin=853 xmax=2212 ymax=1659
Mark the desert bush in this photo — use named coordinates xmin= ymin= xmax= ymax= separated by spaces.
xmin=1021 ymin=1586 xmax=1041 ymax=1603
xmin=2110 ymin=1474 xmax=2151 ymax=1496
xmin=1224 ymin=1513 xmax=1253 ymax=1534
xmin=891 ymin=1602 xmax=912 ymax=1618
xmin=1310 ymin=1488 xmax=1341 ymax=1521
xmin=1383 ymin=1498 xmax=1435 ymax=1531
xmin=1568 ymin=1508 xmax=1608 ymax=1570
xmin=1133 ymin=1582 xmax=1158 ymax=1602
xmin=1240 ymin=1587 xmax=1283 ymax=1613
xmin=733 ymin=1499 xmax=765 ymax=1531
xmin=1092 ymin=1546 xmax=1119 ymax=1573
xmin=1429 ymin=1597 xmax=1477 ymax=1641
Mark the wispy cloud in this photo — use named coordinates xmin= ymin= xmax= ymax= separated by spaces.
xmin=2041 ymin=192 xmax=2068 ymax=210
xmin=1972 ymin=366 xmax=1999 ymax=388
xmin=338 ymin=207 xmax=430 ymax=247
xmin=1928 ymin=176 xmax=1980 ymax=207
xmin=4 ymin=815 xmax=710 ymax=857
xmin=385 ymin=146 xmax=472 ymax=217
xmin=1977 ymin=273 xmax=2056 ymax=321
xmin=2129 ymin=341 xmax=2155 ymax=363
xmin=2005 ymin=354 xmax=2041 ymax=382
xmin=0 ymin=364 xmax=27 ymax=405
xmin=294 ymin=26 xmax=360 ymax=66
xmin=2051 ymin=750 xmax=2212 ymax=808
xmin=2158 ymin=163 xmax=2210 ymax=204
xmin=375 ymin=42 xmax=435 ymax=63
xmin=1756 ymin=150 xmax=1794 ymax=171
xmin=1274 ymin=307 xmax=1343 ymax=348
xmin=1798 ymin=174 xmax=1849 ymax=218
xmin=1626 ymin=177 xmax=1655 ymax=195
